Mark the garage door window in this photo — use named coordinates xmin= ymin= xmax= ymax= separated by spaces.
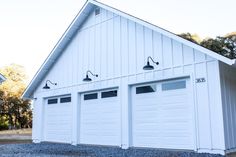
xmin=101 ymin=90 xmax=117 ymax=98
xmin=60 ymin=97 xmax=71 ymax=103
xmin=136 ymin=85 xmax=156 ymax=94
xmin=162 ymin=80 xmax=186 ymax=91
xmin=84 ymin=93 xmax=98 ymax=100
xmin=48 ymin=98 xmax=58 ymax=104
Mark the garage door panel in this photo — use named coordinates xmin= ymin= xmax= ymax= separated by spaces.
xmin=161 ymin=106 xmax=190 ymax=113
xmin=135 ymin=101 xmax=159 ymax=105
xmin=80 ymin=89 xmax=121 ymax=146
xmin=160 ymin=110 xmax=190 ymax=118
xmin=47 ymin=123 xmax=71 ymax=129
xmin=162 ymin=94 xmax=188 ymax=102
xmin=132 ymin=79 xmax=194 ymax=150
xmin=44 ymin=96 xmax=72 ymax=143
xmin=161 ymin=103 xmax=189 ymax=109
xmin=47 ymin=131 xmax=70 ymax=137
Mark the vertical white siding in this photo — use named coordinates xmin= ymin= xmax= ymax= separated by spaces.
xmin=71 ymin=89 xmax=79 ymax=145
xmin=128 ymin=20 xmax=136 ymax=75
xmin=172 ymin=40 xmax=183 ymax=67
xmin=162 ymin=36 xmax=172 ymax=68
xmin=113 ymin=16 xmax=121 ymax=77
xmin=220 ymin=62 xmax=236 ymax=151
xmin=183 ymin=45 xmax=194 ymax=65
xmin=32 ymin=99 xmax=39 ymax=142
xmin=207 ymin=61 xmax=225 ymax=149
xmin=33 ymin=7 xmax=225 ymax=154
xmin=121 ymin=17 xmax=128 ymax=76
xmin=195 ymin=63 xmax=211 ymax=149
xmin=32 ymin=96 xmax=44 ymax=143
xmin=136 ymin=24 xmax=145 ymax=75
xmin=107 ymin=13 xmax=114 ymax=77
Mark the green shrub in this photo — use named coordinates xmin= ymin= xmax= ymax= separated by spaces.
xmin=0 ymin=123 xmax=8 ymax=131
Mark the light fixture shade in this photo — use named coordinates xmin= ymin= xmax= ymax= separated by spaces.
xmin=42 ymin=80 xmax=57 ymax=89
xmin=83 ymin=75 xmax=92 ymax=82
xmin=43 ymin=83 xmax=50 ymax=89
xmin=143 ymin=61 xmax=154 ymax=70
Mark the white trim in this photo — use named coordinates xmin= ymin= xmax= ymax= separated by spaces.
xmin=216 ymin=61 xmax=226 ymax=150
xmin=40 ymin=98 xmax=45 ymax=142
xmin=77 ymin=93 xmax=82 ymax=144
xmin=191 ymin=71 xmax=200 ymax=152
xmin=128 ymin=74 xmax=190 ymax=86
xmin=71 ymin=89 xmax=79 ymax=145
xmin=78 ymin=86 xmax=119 ymax=94
xmin=42 ymin=93 xmax=71 ymax=99
xmin=191 ymin=74 xmax=199 ymax=152
xmin=120 ymin=78 xmax=129 ymax=149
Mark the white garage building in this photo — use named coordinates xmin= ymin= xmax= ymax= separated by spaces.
xmin=23 ymin=0 xmax=236 ymax=156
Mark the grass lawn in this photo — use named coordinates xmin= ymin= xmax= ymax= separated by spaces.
xmin=0 ymin=128 xmax=32 ymax=135
xmin=0 ymin=139 xmax=32 ymax=144
xmin=0 ymin=129 xmax=32 ymax=144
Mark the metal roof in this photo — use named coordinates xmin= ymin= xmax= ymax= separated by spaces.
xmin=22 ymin=0 xmax=236 ymax=99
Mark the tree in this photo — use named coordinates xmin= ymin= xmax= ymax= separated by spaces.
xmin=0 ymin=64 xmax=32 ymax=129
xmin=179 ymin=32 xmax=236 ymax=59
xmin=178 ymin=32 xmax=202 ymax=44
xmin=200 ymin=36 xmax=236 ymax=59
xmin=225 ymin=32 xmax=236 ymax=39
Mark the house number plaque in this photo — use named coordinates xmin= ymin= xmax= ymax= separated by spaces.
xmin=196 ymin=78 xmax=206 ymax=83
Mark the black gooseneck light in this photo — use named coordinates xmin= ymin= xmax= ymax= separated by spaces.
xmin=83 ymin=70 xmax=98 ymax=82
xmin=143 ymin=56 xmax=159 ymax=70
xmin=43 ymin=80 xmax=57 ymax=89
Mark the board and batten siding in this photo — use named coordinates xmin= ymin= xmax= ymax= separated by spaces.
xmin=220 ymin=62 xmax=236 ymax=154
xmin=32 ymin=8 xmax=225 ymax=154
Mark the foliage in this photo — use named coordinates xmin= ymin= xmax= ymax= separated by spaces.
xmin=201 ymin=36 xmax=236 ymax=59
xmin=179 ymin=32 xmax=236 ymax=59
xmin=0 ymin=116 xmax=8 ymax=130
xmin=225 ymin=32 xmax=236 ymax=39
xmin=178 ymin=33 xmax=202 ymax=44
xmin=0 ymin=64 xmax=32 ymax=130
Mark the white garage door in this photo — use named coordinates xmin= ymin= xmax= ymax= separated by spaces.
xmin=44 ymin=96 xmax=72 ymax=143
xmin=131 ymin=78 xmax=195 ymax=150
xmin=80 ymin=89 xmax=121 ymax=146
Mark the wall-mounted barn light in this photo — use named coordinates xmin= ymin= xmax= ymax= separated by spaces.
xmin=83 ymin=70 xmax=98 ymax=82
xmin=143 ymin=56 xmax=159 ymax=70
xmin=43 ymin=80 xmax=57 ymax=89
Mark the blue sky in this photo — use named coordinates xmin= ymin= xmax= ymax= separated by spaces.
xmin=0 ymin=0 xmax=235 ymax=81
